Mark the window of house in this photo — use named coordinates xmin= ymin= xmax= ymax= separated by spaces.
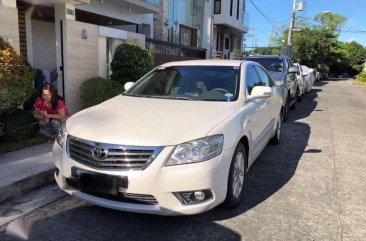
xmin=230 ymin=0 xmax=233 ymax=16
xmin=237 ymin=0 xmax=240 ymax=19
xmin=214 ymin=0 xmax=221 ymax=14
xmin=179 ymin=24 xmax=197 ymax=47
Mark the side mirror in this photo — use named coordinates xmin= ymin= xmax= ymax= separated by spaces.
xmin=124 ymin=82 xmax=134 ymax=91
xmin=249 ymin=86 xmax=272 ymax=98
xmin=288 ymin=67 xmax=298 ymax=74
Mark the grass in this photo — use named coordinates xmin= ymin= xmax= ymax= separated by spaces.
xmin=0 ymin=134 xmax=49 ymax=156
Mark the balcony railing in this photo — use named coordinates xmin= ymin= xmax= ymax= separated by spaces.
xmin=146 ymin=38 xmax=207 ymax=59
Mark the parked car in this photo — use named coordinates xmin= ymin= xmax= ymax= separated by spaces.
xmin=293 ymin=63 xmax=306 ymax=101
xmin=337 ymin=73 xmax=350 ymax=79
xmin=301 ymin=65 xmax=316 ymax=92
xmin=319 ymin=71 xmax=328 ymax=80
xmin=54 ymin=60 xmax=285 ymax=215
xmin=242 ymin=55 xmax=298 ymax=121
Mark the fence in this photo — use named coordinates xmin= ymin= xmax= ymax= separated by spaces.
xmin=146 ymin=38 xmax=207 ymax=66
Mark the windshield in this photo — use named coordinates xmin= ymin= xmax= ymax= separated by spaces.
xmin=245 ymin=58 xmax=284 ymax=73
xmin=124 ymin=66 xmax=240 ymax=101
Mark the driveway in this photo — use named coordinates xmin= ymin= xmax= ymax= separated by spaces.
xmin=1 ymin=79 xmax=365 ymax=241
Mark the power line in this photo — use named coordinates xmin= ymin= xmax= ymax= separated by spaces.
xmin=248 ymin=0 xmax=290 ymax=24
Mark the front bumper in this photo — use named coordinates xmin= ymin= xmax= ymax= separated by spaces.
xmin=53 ymin=142 xmax=234 ymax=215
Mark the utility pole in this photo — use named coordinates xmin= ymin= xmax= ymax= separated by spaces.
xmin=287 ymin=0 xmax=297 ymax=58
xmin=287 ymin=0 xmax=304 ymax=58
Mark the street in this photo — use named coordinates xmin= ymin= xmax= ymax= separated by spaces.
xmin=1 ymin=79 xmax=365 ymax=241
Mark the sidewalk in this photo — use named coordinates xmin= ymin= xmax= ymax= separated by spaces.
xmin=0 ymin=143 xmax=55 ymax=203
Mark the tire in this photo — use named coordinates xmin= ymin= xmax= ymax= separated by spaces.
xmin=283 ymin=96 xmax=289 ymax=122
xmin=223 ymin=143 xmax=247 ymax=208
xmin=297 ymin=89 xmax=304 ymax=102
xmin=290 ymin=97 xmax=296 ymax=110
xmin=270 ymin=112 xmax=282 ymax=145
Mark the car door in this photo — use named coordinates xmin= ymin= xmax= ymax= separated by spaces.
xmin=286 ymin=58 xmax=297 ymax=100
xmin=243 ymin=65 xmax=269 ymax=163
xmin=254 ymin=65 xmax=278 ymax=144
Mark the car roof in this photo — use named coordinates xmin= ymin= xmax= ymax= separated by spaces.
xmin=160 ymin=59 xmax=243 ymax=67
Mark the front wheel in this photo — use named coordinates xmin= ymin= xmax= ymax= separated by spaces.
xmin=223 ymin=143 xmax=247 ymax=208
xmin=297 ymin=89 xmax=304 ymax=102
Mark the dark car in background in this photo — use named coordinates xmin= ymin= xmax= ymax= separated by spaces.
xmin=242 ymin=55 xmax=298 ymax=121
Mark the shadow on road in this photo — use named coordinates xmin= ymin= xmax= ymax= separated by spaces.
xmin=4 ymin=90 xmax=321 ymax=241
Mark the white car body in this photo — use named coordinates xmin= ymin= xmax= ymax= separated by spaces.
xmin=294 ymin=63 xmax=306 ymax=97
xmin=53 ymin=60 xmax=283 ymax=215
xmin=301 ymin=65 xmax=316 ymax=92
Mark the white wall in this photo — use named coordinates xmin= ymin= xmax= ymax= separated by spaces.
xmin=31 ymin=19 xmax=57 ymax=71
xmin=0 ymin=4 xmax=19 ymax=53
xmin=77 ymin=0 xmax=152 ymax=26
xmin=214 ymin=0 xmax=245 ymax=32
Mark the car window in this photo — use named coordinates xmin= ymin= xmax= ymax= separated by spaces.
xmin=125 ymin=66 xmax=240 ymax=101
xmin=283 ymin=58 xmax=289 ymax=72
xmin=244 ymin=57 xmax=284 ymax=73
xmin=246 ymin=65 xmax=265 ymax=95
xmin=254 ymin=65 xmax=274 ymax=87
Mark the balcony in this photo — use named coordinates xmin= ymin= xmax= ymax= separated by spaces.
xmin=121 ymin=0 xmax=160 ymax=13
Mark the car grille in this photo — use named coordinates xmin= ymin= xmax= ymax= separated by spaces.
xmin=67 ymin=136 xmax=163 ymax=170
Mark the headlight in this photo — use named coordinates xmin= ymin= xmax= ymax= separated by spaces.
xmin=166 ymin=135 xmax=224 ymax=166
xmin=56 ymin=121 xmax=67 ymax=147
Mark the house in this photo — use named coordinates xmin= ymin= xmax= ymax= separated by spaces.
xmin=0 ymin=0 xmax=159 ymax=113
xmin=153 ymin=0 xmax=249 ymax=59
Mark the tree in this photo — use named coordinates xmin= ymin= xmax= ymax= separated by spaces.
xmin=110 ymin=43 xmax=154 ymax=86
xmin=0 ymin=37 xmax=33 ymax=114
xmin=314 ymin=12 xmax=347 ymax=32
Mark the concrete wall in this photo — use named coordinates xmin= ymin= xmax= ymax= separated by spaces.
xmin=31 ymin=19 xmax=57 ymax=71
xmin=66 ymin=20 xmax=99 ymax=113
xmin=0 ymin=5 xmax=20 ymax=53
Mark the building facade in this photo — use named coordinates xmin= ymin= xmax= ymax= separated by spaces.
xmin=153 ymin=0 xmax=248 ymax=59
xmin=0 ymin=0 xmax=159 ymax=113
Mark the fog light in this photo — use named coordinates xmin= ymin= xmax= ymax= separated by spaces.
xmin=174 ymin=189 xmax=212 ymax=205
xmin=194 ymin=191 xmax=205 ymax=201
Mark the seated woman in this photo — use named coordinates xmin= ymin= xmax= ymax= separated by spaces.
xmin=33 ymin=84 xmax=69 ymax=137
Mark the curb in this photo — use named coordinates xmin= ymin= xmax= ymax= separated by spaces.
xmin=0 ymin=168 xmax=55 ymax=203
xmin=352 ymin=82 xmax=366 ymax=86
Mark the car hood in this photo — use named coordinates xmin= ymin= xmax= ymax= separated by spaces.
xmin=66 ymin=95 xmax=236 ymax=146
xmin=268 ymin=71 xmax=285 ymax=82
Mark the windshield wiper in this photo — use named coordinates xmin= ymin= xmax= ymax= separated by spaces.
xmin=123 ymin=93 xmax=197 ymax=100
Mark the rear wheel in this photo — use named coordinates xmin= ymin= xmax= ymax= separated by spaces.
xmin=270 ymin=112 xmax=282 ymax=145
xmin=224 ymin=143 xmax=247 ymax=208
xmin=283 ymin=96 xmax=289 ymax=122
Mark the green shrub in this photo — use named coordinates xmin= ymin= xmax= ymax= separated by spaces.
xmin=80 ymin=77 xmax=124 ymax=108
xmin=358 ymin=71 xmax=366 ymax=82
xmin=1 ymin=109 xmax=39 ymax=142
xmin=0 ymin=37 xmax=33 ymax=114
xmin=110 ymin=43 xmax=154 ymax=86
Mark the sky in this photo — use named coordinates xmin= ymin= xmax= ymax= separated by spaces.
xmin=244 ymin=0 xmax=366 ymax=48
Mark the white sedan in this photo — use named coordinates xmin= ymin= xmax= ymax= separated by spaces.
xmin=301 ymin=65 xmax=316 ymax=92
xmin=54 ymin=60 xmax=285 ymax=215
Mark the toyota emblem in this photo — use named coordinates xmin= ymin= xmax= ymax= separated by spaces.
xmin=92 ymin=147 xmax=109 ymax=160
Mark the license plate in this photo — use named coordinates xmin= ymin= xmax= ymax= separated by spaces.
xmin=72 ymin=168 xmax=118 ymax=196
